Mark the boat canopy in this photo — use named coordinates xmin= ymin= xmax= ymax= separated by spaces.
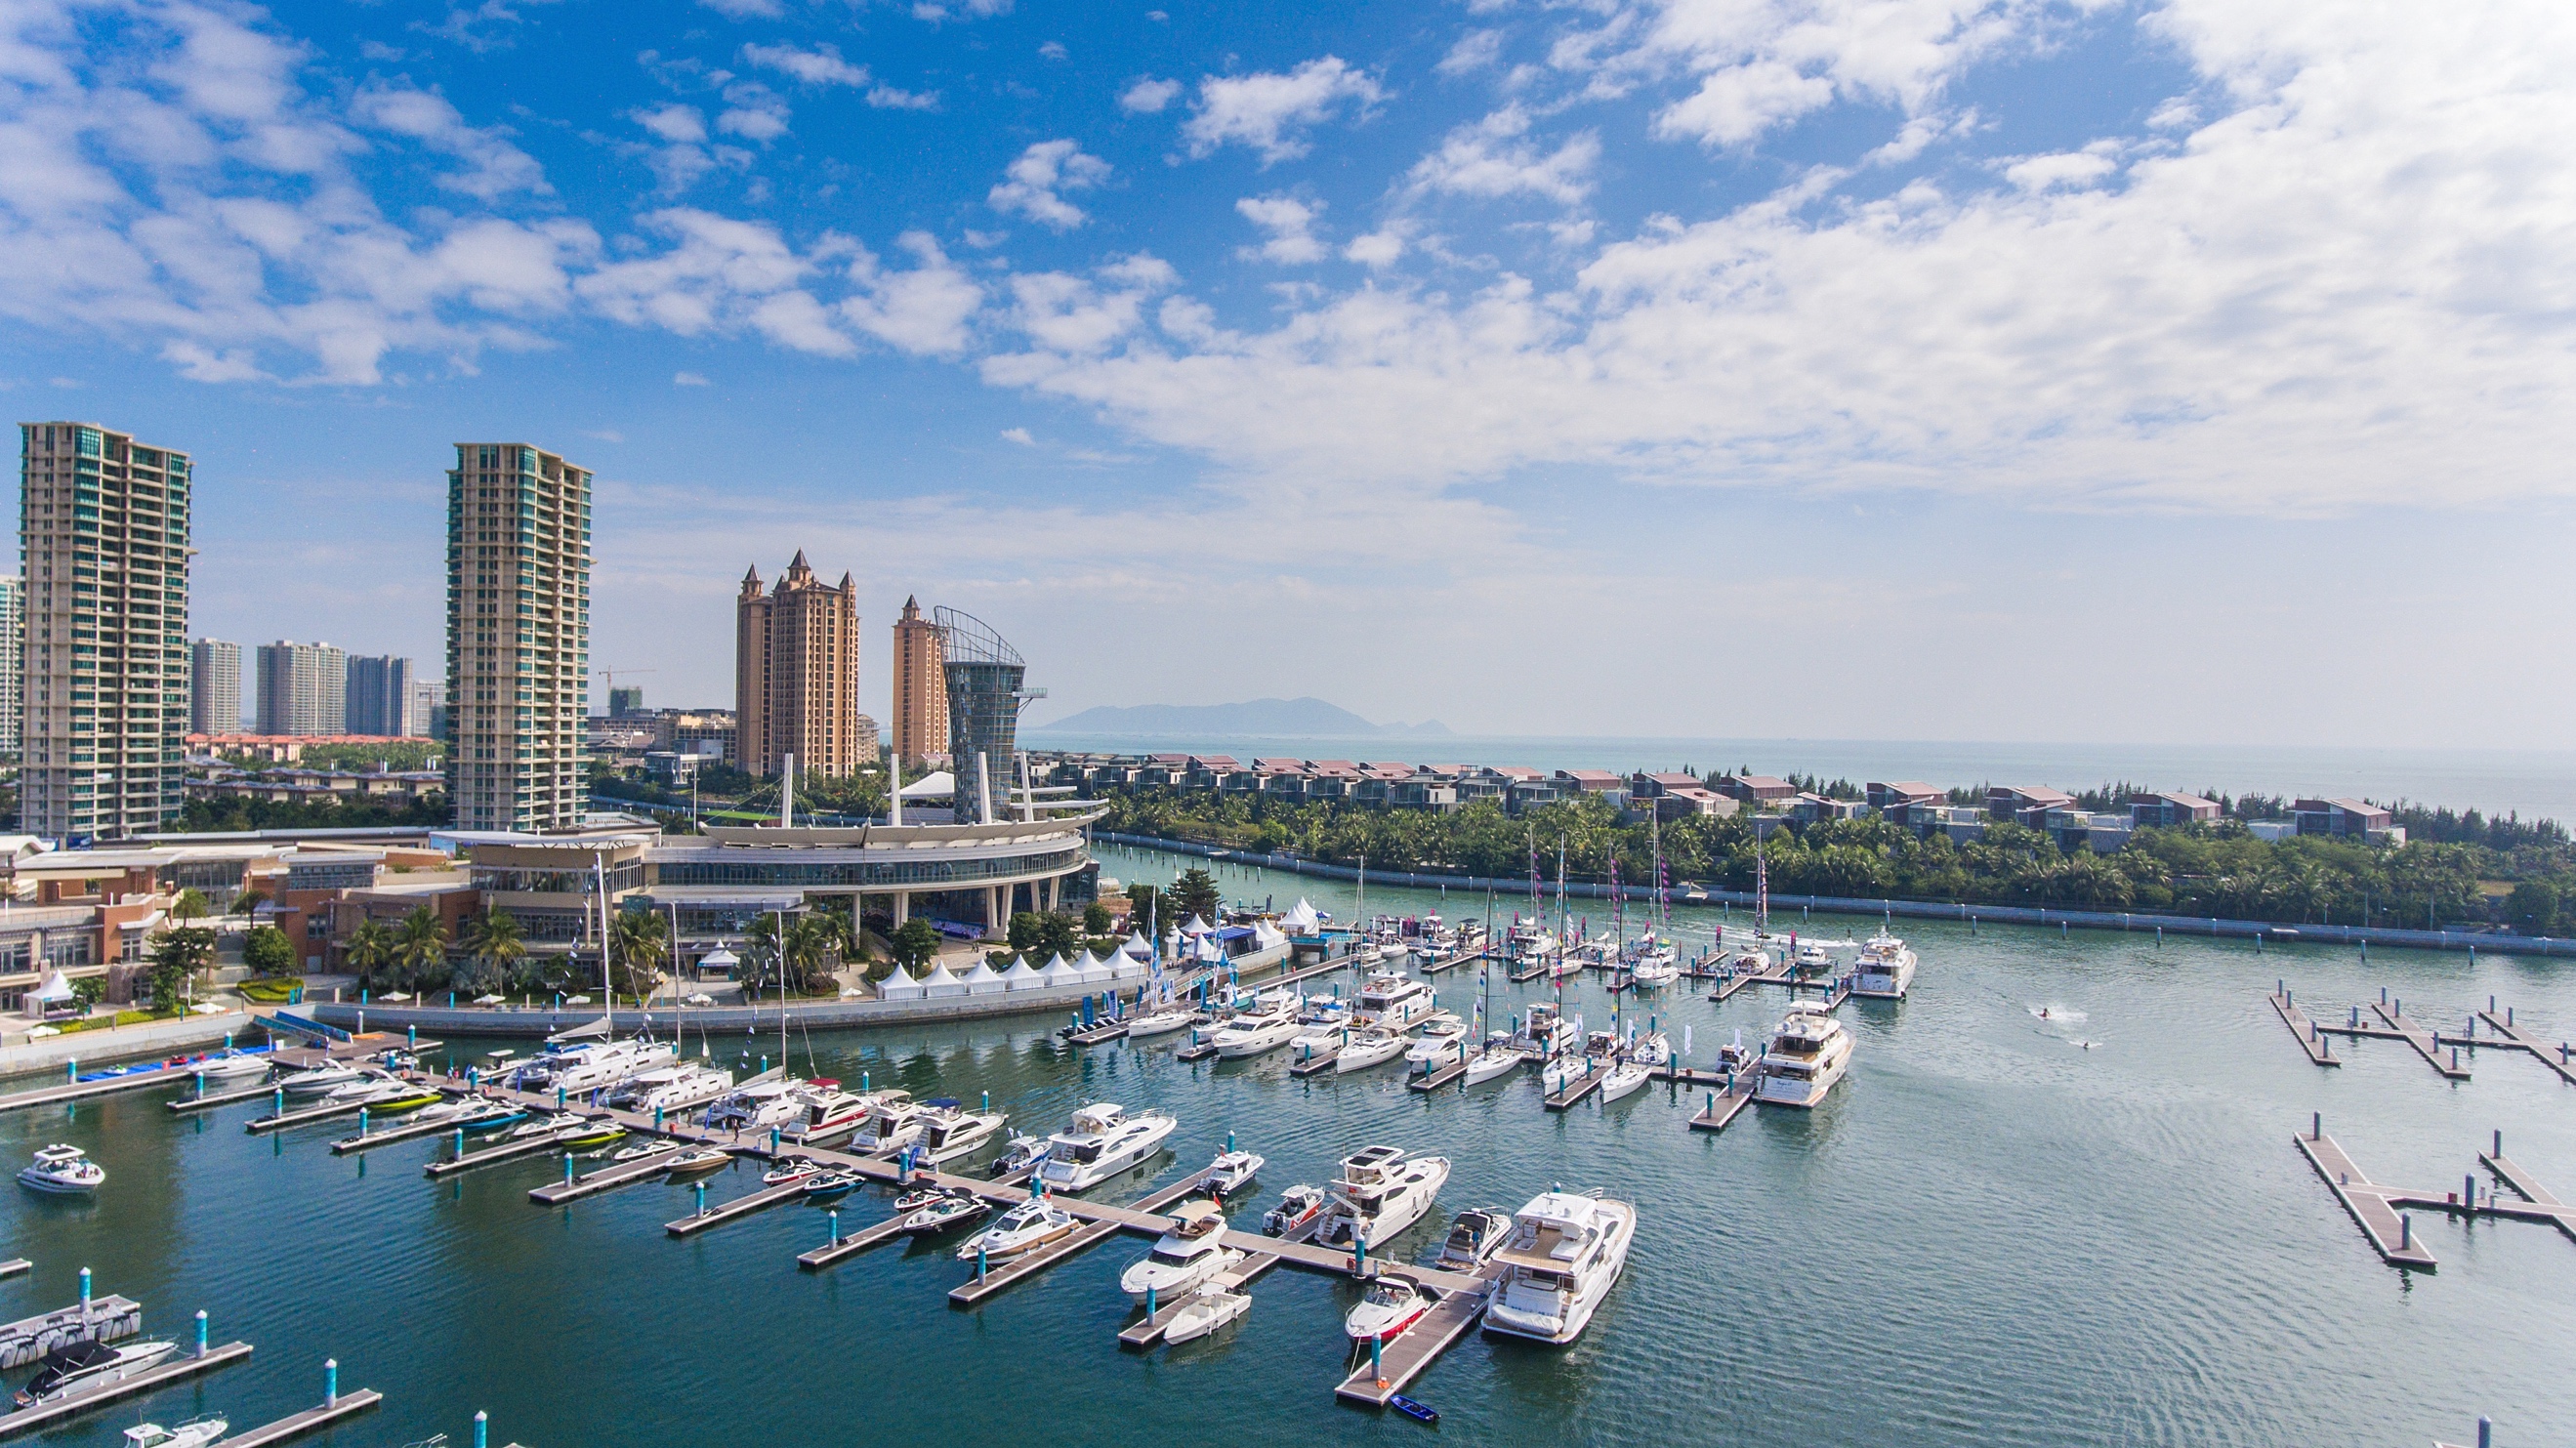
xmin=547 ymin=1016 xmax=614 ymax=1044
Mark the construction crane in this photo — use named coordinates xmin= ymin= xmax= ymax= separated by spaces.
xmin=594 ymin=667 xmax=657 ymax=717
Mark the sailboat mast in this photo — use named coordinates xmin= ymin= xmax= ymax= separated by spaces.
xmin=596 ymin=852 xmax=614 ymax=1035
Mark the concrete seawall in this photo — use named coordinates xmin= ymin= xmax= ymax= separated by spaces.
xmin=1097 ymin=830 xmax=2576 ymax=958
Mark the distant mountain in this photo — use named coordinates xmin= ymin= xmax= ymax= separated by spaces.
xmin=1030 ymin=696 xmax=1452 ymax=738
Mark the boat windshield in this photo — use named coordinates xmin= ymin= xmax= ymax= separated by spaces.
xmin=1363 ymin=1282 xmax=1411 ymax=1306
xmin=1149 ymin=1246 xmax=1202 ymax=1265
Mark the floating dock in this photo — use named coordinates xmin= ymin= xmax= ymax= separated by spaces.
xmin=1175 ymin=1040 xmax=1222 ymax=1061
xmin=328 ymin=1108 xmax=497 ymax=1155
xmin=0 ymin=1062 xmax=192 ymax=1116
xmin=0 ymin=1261 xmax=26 ymax=1281
xmin=247 ymin=1093 xmax=438 ymax=1136
xmin=1334 ymin=1268 xmax=1500 ymax=1407
xmin=2267 ymin=986 xmax=2340 ymax=1066
xmin=1542 ymin=1062 xmax=1608 ymax=1111
xmin=1506 ymin=960 xmax=1553 ymax=983
xmin=1118 ymin=1251 xmax=1286 ymax=1347
xmin=948 ymin=1175 xmax=1208 ymax=1308
xmin=665 ymin=1178 xmax=810 ymax=1237
xmin=1064 ymin=1019 xmax=1129 ymax=1047
xmin=2472 ymin=1004 xmax=2576 ymax=1087
xmin=1408 ymin=1055 xmax=1486 ymax=1093
xmin=208 ymin=1389 xmax=386 ymax=1447
xmin=422 ymin=1128 xmax=585 ymax=1179
xmin=795 ymin=1206 xmax=920 ymax=1270
xmin=2374 ymin=999 xmax=2472 ymax=1080
xmin=0 ymin=1295 xmax=145 ymax=1368
xmin=0 ymin=1342 xmax=252 ymax=1441
xmin=1683 ymin=1078 xmax=1758 ymax=1134
xmin=527 ymin=1143 xmax=698 ymax=1205
xmin=2296 ymin=1128 xmax=2438 ymax=1268
xmin=169 ymin=1079 xmax=293 ymax=1114
xmin=1289 ymin=1046 xmax=1341 ymax=1077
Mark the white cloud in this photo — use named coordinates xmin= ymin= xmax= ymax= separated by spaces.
xmin=1001 ymin=426 xmax=1035 ymax=444
xmin=1038 ymin=41 xmax=1067 ymax=61
xmin=632 ymin=103 xmax=706 ymax=145
xmin=1406 ymin=105 xmax=1599 ymax=205
xmin=716 ymin=85 xmax=791 ymax=143
xmin=741 ymin=42 xmax=868 ymax=87
xmin=841 ymin=231 xmax=982 ymax=355
xmin=698 ymin=0 xmax=784 ymax=16
xmin=674 ymin=371 xmax=711 ymax=386
xmin=987 ymin=139 xmax=1110 ymax=229
xmin=575 ymin=208 xmax=848 ymax=353
xmin=2003 ymin=145 xmax=2118 ymax=192
xmin=1437 ymin=28 xmax=1505 ymax=76
xmin=348 ymin=82 xmax=549 ymax=200
xmin=1183 ymin=57 xmax=1386 ymax=165
xmin=1344 ymin=228 xmax=1404 ymax=268
xmin=1235 ymin=194 xmax=1324 ymax=264
xmin=1120 ymin=76 xmax=1182 ymax=113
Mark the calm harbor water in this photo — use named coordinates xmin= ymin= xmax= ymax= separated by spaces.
xmin=5 ymin=843 xmax=2573 ymax=1446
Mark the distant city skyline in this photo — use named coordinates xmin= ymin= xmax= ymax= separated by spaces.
xmin=7 ymin=1 xmax=2571 ymax=753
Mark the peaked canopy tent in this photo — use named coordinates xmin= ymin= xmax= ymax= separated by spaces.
xmin=1280 ymin=898 xmax=1322 ymax=933
xmin=1035 ymin=953 xmax=1085 ymax=990
xmin=998 ymin=958 xmax=1046 ymax=990
xmin=918 ymin=962 xmax=968 ymax=997
xmin=877 ymin=968 xmax=929 ymax=1001
xmin=956 ymin=961 xmax=1007 ymax=994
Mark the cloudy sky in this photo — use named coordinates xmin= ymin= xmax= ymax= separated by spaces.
xmin=4 ymin=0 xmax=2569 ymax=748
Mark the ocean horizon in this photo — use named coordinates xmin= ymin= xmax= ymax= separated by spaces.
xmin=1022 ymin=731 xmax=2576 ymax=825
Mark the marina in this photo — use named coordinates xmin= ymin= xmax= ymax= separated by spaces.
xmin=0 ymin=1343 xmax=252 ymax=1442
xmin=2470 ymin=1003 xmax=2576 ymax=1088
xmin=2 ymin=849 xmax=2572 ymax=1445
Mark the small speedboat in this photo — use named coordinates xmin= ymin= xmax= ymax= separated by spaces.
xmin=18 ymin=1144 xmax=104 ymax=1195
xmin=956 ymin=1199 xmax=1077 ymax=1261
xmin=369 ymin=1084 xmax=446 ymax=1113
xmin=1262 ymin=1183 xmax=1327 ymax=1238
xmin=454 ymin=1102 xmax=524 ymax=1133
xmin=900 ymin=1193 xmax=991 ymax=1235
xmin=14 ymin=1339 xmax=177 ymax=1407
xmin=1162 ymin=1288 xmax=1251 ymax=1344
xmin=1198 ymin=1149 xmax=1264 ymax=1198
xmin=1433 ymin=1209 xmax=1512 ymax=1271
xmin=762 ymin=1155 xmax=824 ymax=1187
xmin=892 ymin=1186 xmax=952 ymax=1214
xmin=802 ymin=1170 xmax=862 ymax=1201
xmin=557 ymin=1120 xmax=628 ymax=1151
xmin=510 ymin=1112 xmax=590 ymax=1140
xmin=660 ymin=1147 xmax=731 ymax=1178
xmin=277 ymin=1062 xmax=363 ymax=1096
xmin=987 ymin=1134 xmax=1053 ymax=1179
xmin=1124 ymin=1007 xmax=1200 ymax=1039
xmin=121 ymin=1417 xmax=229 ymax=1448
xmin=1346 ymin=1276 xmax=1432 ymax=1342
xmin=1404 ymin=1032 xmax=1466 ymax=1072
xmin=189 ymin=1051 xmax=270 ymax=1083
xmin=612 ymin=1139 xmax=683 ymax=1163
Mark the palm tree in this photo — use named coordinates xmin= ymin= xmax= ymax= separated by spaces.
xmin=609 ymin=909 xmax=670 ymax=1003
xmin=457 ymin=909 xmax=524 ymax=996
xmin=782 ymin=913 xmax=837 ymax=997
xmin=394 ymin=905 xmax=450 ymax=993
xmin=345 ymin=919 xmax=398 ymax=993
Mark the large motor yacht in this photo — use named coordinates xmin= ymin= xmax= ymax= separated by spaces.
xmin=1333 ymin=1026 xmax=1407 ymax=1074
xmin=779 ymin=1084 xmax=875 ymax=1145
xmin=1482 ymin=1188 xmax=1636 ymax=1345
xmin=606 ymin=1063 xmax=734 ymax=1114
xmin=1210 ymin=997 xmax=1304 ymax=1059
xmin=702 ymin=1076 xmax=809 ymax=1132
xmin=1118 ymin=1200 xmax=1244 ymax=1305
xmin=1314 ymin=1144 xmax=1451 ymax=1252
xmin=1850 ymin=931 xmax=1918 ymax=999
xmin=18 ymin=1144 xmax=104 ymax=1194
xmin=850 ymin=1091 xmax=929 ymax=1154
xmin=914 ymin=1102 xmax=1009 ymax=1163
xmin=1357 ymin=973 xmax=1435 ymax=1027
xmin=1754 ymin=1002 xmax=1854 ymax=1107
xmin=1035 ymin=1102 xmax=1180 ymax=1193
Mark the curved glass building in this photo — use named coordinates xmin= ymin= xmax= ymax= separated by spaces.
xmin=935 ymin=606 xmax=1034 ymax=823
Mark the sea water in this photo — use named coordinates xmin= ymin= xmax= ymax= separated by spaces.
xmin=4 ymin=847 xmax=2572 ymax=1446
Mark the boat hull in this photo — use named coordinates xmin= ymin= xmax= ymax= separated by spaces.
xmin=1484 ymin=1205 xmax=1634 ymax=1346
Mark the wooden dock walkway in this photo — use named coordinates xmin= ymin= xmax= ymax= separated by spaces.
xmin=0 ymin=1062 xmax=191 ymax=1116
xmin=2472 ymin=1006 xmax=2576 ymax=1087
xmin=1117 ymin=1251 xmax=1287 ymax=1348
xmin=665 ymin=1178 xmax=809 ymax=1237
xmin=1290 ymin=1044 xmax=1341 ymax=1077
xmin=1064 ymin=1019 xmax=1129 ymax=1047
xmin=1333 ymin=1267 xmax=1500 ymax=1407
xmin=1409 ymin=1055 xmax=1482 ymax=1093
xmin=0 ymin=1261 xmax=25 ymax=1281
xmin=1543 ymin=1062 xmax=1608 ymax=1111
xmin=247 ymin=1092 xmax=430 ymax=1135
xmin=169 ymin=1079 xmax=291 ymax=1115
xmin=423 ymin=1128 xmax=580 ymax=1179
xmin=2374 ymin=1000 xmax=2472 ymax=1080
xmin=527 ymin=1142 xmax=695 ymax=1205
xmin=1506 ymin=960 xmax=1552 ymax=983
xmin=1417 ymin=946 xmax=1491 ymax=976
xmin=2267 ymin=988 xmax=2340 ymax=1065
xmin=1684 ymin=1078 xmax=1758 ymax=1134
xmin=2295 ymin=1129 xmax=2438 ymax=1268
xmin=796 ymin=1205 xmax=918 ymax=1270
xmin=328 ymin=1108 xmax=492 ymax=1155
xmin=208 ymin=1389 xmax=385 ymax=1447
xmin=1 ymin=1295 xmax=144 ymax=1367
xmin=0 ymin=1342 xmax=252 ymax=1441
xmin=946 ymin=1175 xmax=1209 ymax=1307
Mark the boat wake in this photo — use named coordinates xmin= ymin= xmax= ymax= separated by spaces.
xmin=2027 ymin=1005 xmax=2087 ymax=1022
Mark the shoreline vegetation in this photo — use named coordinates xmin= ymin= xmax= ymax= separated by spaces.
xmin=1096 ymin=788 xmax=2576 ymax=937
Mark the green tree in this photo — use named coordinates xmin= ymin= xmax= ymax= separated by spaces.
xmin=70 ymin=975 xmax=105 ymax=1014
xmin=1169 ymin=866 xmax=1222 ymax=924
xmin=229 ymin=889 xmax=270 ymax=918
xmin=1037 ymin=912 xmax=1081 ymax=961
xmin=1126 ymin=884 xmax=1164 ymax=938
xmin=456 ymin=909 xmax=525 ymax=996
xmin=170 ymin=888 xmax=212 ymax=923
xmin=148 ymin=927 xmax=216 ymax=1011
xmin=1007 ymin=911 xmax=1047 ymax=954
xmin=1082 ymin=900 xmax=1112 ymax=935
xmin=609 ymin=909 xmax=671 ymax=1000
xmin=2508 ymin=879 xmax=2561 ymax=936
xmin=890 ymin=918 xmax=940 ymax=974
xmin=344 ymin=919 xmax=399 ymax=992
xmin=241 ymin=924 xmax=296 ymax=977
xmin=394 ymin=906 xmax=450 ymax=992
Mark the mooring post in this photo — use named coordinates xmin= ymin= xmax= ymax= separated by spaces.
xmin=453 ymin=1128 xmax=465 ymax=1159
xmin=2495 ymin=1129 xmax=2504 ymax=1157
xmin=1371 ymin=1333 xmax=1384 ymax=1386
xmin=2478 ymin=1415 xmax=2492 ymax=1448
xmin=326 ymin=1357 xmax=339 ymax=1408
xmin=1147 ymin=1284 xmax=1156 ymax=1318
xmin=358 ymin=1107 xmax=369 ymax=1138
xmin=829 ymin=1210 xmax=840 ymax=1247
xmin=770 ymin=1127 xmax=780 ymax=1155
xmin=80 ymin=1265 xmax=91 ymax=1316
xmin=195 ymin=1309 xmax=207 ymax=1358
xmin=66 ymin=1058 xmax=76 ymax=1083
xmin=978 ymin=1246 xmax=988 ymax=1282
xmin=2400 ymin=1215 xmax=2413 ymax=1251
xmin=2312 ymin=1111 xmax=2321 ymax=1140
xmin=476 ymin=1411 xmax=488 ymax=1448
xmin=695 ymin=1180 xmax=707 ymax=1217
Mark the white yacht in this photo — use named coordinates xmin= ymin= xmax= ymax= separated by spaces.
xmin=14 ymin=1339 xmax=178 ymax=1407
xmin=1126 ymin=1005 xmax=1200 ymax=1039
xmin=188 ymin=1050 xmax=271 ymax=1084
xmin=1345 ymin=1276 xmax=1433 ymax=1342
xmin=1315 ymin=1145 xmax=1451 ymax=1252
xmin=276 ymin=1061 xmax=364 ymax=1097
xmin=1515 ymin=1002 xmax=1576 ymax=1058
xmin=914 ymin=1103 xmax=1008 ymax=1164
xmin=511 ymin=1035 xmax=675 ymax=1096
xmin=1482 ymin=1188 xmax=1636 ymax=1345
xmin=1357 ymin=973 xmax=1435 ymax=1027
xmin=1598 ymin=1055 xmax=1653 ymax=1102
xmin=1036 ymin=1102 xmax=1180 ymax=1193
xmin=1198 ymin=1148 xmax=1263 ymax=1196
xmin=849 ymin=1092 xmax=929 ymax=1154
xmin=1628 ymin=951 xmax=1679 ymax=989
xmin=606 ymin=1063 xmax=733 ymax=1114
xmin=1333 ymin=1027 xmax=1407 ymax=1074
xmin=1403 ymin=1030 xmax=1466 ymax=1072
xmin=1755 ymin=1003 xmax=1853 ymax=1107
xmin=702 ymin=1076 xmax=809 ymax=1132
xmin=18 ymin=1144 xmax=104 ymax=1194
xmin=780 ymin=1085 xmax=875 ymax=1145
xmin=121 ymin=1418 xmax=228 ymax=1448
xmin=955 ymin=1198 xmax=1077 ymax=1262
xmin=1434 ymin=1208 xmax=1514 ymax=1271
xmin=1790 ymin=940 xmax=1835 ymax=972
xmin=1210 ymin=998 xmax=1304 ymax=1059
xmin=1163 ymin=1289 xmax=1251 ymax=1344
xmin=1118 ymin=1200 xmax=1244 ymax=1304
xmin=1850 ymin=931 xmax=1918 ymax=999
xmin=1508 ymin=922 xmax=1558 ymax=959
xmin=1462 ymin=1033 xmax=1526 ymax=1086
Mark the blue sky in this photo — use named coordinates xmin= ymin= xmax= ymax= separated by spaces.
xmin=5 ymin=0 xmax=2570 ymax=749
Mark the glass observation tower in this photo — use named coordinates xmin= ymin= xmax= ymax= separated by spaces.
xmin=935 ymin=606 xmax=1045 ymax=823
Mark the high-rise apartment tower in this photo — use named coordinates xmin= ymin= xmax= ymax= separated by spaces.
xmin=190 ymin=639 xmax=241 ymax=736
xmin=345 ymin=654 xmax=417 ymax=736
xmin=256 ymin=641 xmax=347 ymax=735
xmin=447 ymin=443 xmax=590 ymax=832
xmin=17 ymin=421 xmax=191 ymax=840
xmin=891 ymin=595 xmax=947 ymax=762
xmin=0 ymin=576 xmax=20 ymax=756
xmin=735 ymin=553 xmax=872 ymax=778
